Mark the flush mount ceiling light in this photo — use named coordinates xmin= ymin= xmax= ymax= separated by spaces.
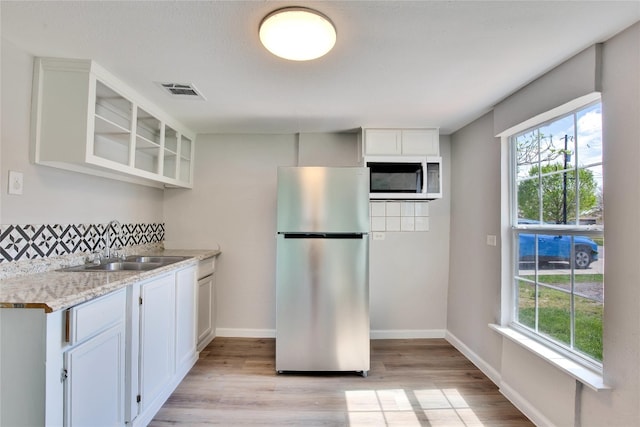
xmin=259 ymin=7 xmax=336 ymax=61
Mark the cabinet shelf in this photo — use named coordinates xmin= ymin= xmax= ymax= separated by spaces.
xmin=95 ymin=114 xmax=130 ymax=135
xmin=136 ymin=135 xmax=161 ymax=150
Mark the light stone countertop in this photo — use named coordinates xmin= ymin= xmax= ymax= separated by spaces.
xmin=0 ymin=248 xmax=221 ymax=313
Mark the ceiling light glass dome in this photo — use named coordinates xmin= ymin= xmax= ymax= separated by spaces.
xmin=259 ymin=7 xmax=336 ymax=61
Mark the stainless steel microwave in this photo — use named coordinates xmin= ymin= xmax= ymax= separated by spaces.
xmin=365 ymin=156 xmax=441 ymax=200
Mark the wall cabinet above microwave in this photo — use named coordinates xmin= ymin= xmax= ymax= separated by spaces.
xmin=31 ymin=57 xmax=195 ymax=189
xmin=362 ymin=128 xmax=439 ymax=157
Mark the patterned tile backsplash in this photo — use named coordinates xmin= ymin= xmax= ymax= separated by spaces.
xmin=0 ymin=223 xmax=164 ymax=263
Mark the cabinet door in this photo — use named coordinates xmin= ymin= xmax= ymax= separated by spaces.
xmin=92 ymin=80 xmax=133 ymax=167
xmin=162 ymin=125 xmax=178 ymax=179
xmin=139 ymin=274 xmax=176 ymax=412
xmin=178 ymin=135 xmax=193 ymax=185
xmin=175 ymin=266 xmax=197 ymax=373
xmin=364 ymin=129 xmax=401 ymax=155
xmin=401 ymin=129 xmax=439 ymax=155
xmin=197 ymin=274 xmax=215 ymax=351
xmin=64 ymin=325 xmax=125 ymax=427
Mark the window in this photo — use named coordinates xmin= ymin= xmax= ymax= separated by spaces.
xmin=510 ymin=101 xmax=604 ymax=367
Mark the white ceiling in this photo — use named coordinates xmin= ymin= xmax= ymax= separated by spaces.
xmin=2 ymin=1 xmax=639 ymax=135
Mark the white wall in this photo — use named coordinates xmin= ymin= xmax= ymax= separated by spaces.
xmin=448 ymin=22 xmax=640 ymax=426
xmin=164 ymin=133 xmax=451 ymax=337
xmin=0 ymin=39 xmax=164 ymax=226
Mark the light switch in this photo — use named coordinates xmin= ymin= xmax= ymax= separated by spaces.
xmin=486 ymin=235 xmax=497 ymax=246
xmin=8 ymin=170 xmax=23 ymax=195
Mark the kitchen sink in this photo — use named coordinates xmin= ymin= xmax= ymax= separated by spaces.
xmin=59 ymin=255 xmax=190 ymax=272
xmin=89 ymin=261 xmax=163 ymax=271
xmin=124 ymin=255 xmax=189 ymax=264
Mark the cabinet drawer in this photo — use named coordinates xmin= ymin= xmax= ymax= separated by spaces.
xmin=198 ymin=257 xmax=216 ymax=279
xmin=67 ymin=288 xmax=126 ymax=344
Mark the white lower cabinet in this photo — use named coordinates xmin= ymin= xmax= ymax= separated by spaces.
xmin=196 ymin=256 xmax=217 ymax=351
xmin=0 ymin=263 xmax=198 ymax=427
xmin=64 ymin=289 xmax=127 ymax=426
xmin=175 ymin=266 xmax=198 ymax=374
xmin=64 ymin=324 xmax=126 ymax=426
xmin=138 ymin=273 xmax=176 ymax=416
xmin=127 ymin=265 xmax=198 ymax=427
xmin=197 ymin=273 xmax=215 ymax=350
xmin=0 ymin=288 xmax=127 ymax=427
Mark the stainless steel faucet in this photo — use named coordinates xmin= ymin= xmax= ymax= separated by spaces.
xmin=105 ymin=220 xmax=122 ymax=259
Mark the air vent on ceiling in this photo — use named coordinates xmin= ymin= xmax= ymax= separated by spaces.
xmin=157 ymin=82 xmax=206 ymax=100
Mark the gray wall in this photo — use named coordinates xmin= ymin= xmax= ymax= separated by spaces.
xmin=164 ymin=133 xmax=451 ymax=337
xmin=164 ymin=134 xmax=297 ymax=334
xmin=447 ymin=111 xmax=503 ymax=370
xmin=448 ymin=22 xmax=640 ymax=426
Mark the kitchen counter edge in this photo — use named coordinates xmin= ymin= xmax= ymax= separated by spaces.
xmin=0 ymin=249 xmax=221 ymax=313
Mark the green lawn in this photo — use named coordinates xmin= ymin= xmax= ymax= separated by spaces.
xmin=517 ymin=281 xmax=603 ymax=361
xmin=521 ymin=273 xmax=603 ymax=284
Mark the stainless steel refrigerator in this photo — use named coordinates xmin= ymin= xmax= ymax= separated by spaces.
xmin=275 ymin=166 xmax=370 ymax=375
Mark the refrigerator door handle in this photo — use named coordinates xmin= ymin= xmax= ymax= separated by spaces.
xmin=281 ymin=233 xmax=366 ymax=239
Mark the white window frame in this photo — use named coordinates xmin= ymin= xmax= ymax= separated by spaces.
xmin=498 ymin=93 xmax=604 ymax=375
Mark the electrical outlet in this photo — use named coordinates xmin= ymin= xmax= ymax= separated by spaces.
xmin=372 ymin=232 xmax=385 ymax=241
xmin=8 ymin=170 xmax=23 ymax=195
xmin=486 ymin=234 xmax=497 ymax=246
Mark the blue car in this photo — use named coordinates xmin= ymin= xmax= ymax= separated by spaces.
xmin=518 ymin=219 xmax=599 ymax=269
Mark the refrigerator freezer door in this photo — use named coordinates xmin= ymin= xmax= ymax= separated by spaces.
xmin=277 ymin=167 xmax=370 ymax=233
xmin=275 ymin=234 xmax=370 ymax=372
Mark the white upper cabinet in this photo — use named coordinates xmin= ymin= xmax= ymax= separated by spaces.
xmin=363 ymin=129 xmax=402 ymax=155
xmin=363 ymin=128 xmax=439 ymax=157
xmin=32 ymin=57 xmax=195 ymax=188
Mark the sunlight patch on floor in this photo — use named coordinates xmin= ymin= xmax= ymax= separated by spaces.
xmin=345 ymin=388 xmax=485 ymax=426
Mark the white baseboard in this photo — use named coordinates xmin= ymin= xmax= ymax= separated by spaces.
xmin=370 ymin=329 xmax=446 ymax=339
xmin=215 ymin=328 xmax=275 ymax=338
xmin=445 ymin=330 xmax=502 ymax=385
xmin=215 ymin=329 xmax=447 ymax=340
xmin=446 ymin=331 xmax=549 ymax=426
xmin=500 ymin=381 xmax=554 ymax=427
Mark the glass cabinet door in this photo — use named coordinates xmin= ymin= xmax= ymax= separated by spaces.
xmin=179 ymin=136 xmax=192 ymax=184
xmin=163 ymin=125 xmax=178 ymax=179
xmin=134 ymin=107 xmax=161 ymax=174
xmin=93 ymin=81 xmax=132 ymax=166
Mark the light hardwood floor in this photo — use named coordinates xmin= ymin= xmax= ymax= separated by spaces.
xmin=150 ymin=338 xmax=533 ymax=426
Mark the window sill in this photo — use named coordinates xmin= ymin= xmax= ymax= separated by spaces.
xmin=489 ymin=323 xmax=610 ymax=392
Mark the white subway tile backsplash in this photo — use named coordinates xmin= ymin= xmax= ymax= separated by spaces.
xmin=401 ymin=216 xmax=415 ymax=231
xmin=371 ymin=216 xmax=386 ymax=231
xmin=369 ymin=201 xmax=431 ymax=233
xmin=385 ymin=216 xmax=401 ymax=231
xmin=370 ymin=202 xmax=386 ymax=217
xmin=385 ymin=202 xmax=401 ymax=216
xmin=401 ymin=202 xmax=415 ymax=217
xmin=415 ymin=202 xmax=429 ymax=217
